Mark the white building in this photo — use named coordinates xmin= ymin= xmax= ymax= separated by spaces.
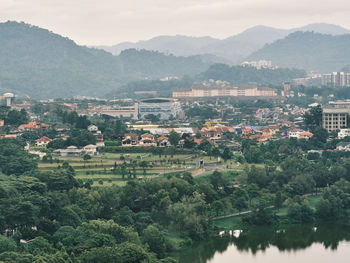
xmin=138 ymin=98 xmax=180 ymax=120
xmin=338 ymin=129 xmax=350 ymax=139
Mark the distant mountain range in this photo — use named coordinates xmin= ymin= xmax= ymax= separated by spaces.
xmin=247 ymin=31 xmax=350 ymax=72
xmin=0 ymin=21 xmax=213 ymax=99
xmin=0 ymin=21 xmax=349 ymax=99
xmin=96 ymin=23 xmax=350 ymax=64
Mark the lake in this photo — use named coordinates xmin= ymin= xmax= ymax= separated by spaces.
xmin=177 ymin=222 xmax=350 ymax=263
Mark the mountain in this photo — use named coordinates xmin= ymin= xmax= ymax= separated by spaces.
xmin=246 ymin=31 xmax=350 ymax=73
xmin=0 ymin=21 xmax=212 ymax=99
xmin=97 ymin=23 xmax=350 ymax=64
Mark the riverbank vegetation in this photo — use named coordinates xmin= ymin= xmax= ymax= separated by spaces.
xmin=1 ymin=134 xmax=350 ymax=262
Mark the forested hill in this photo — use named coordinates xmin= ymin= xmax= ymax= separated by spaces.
xmin=202 ymin=64 xmax=306 ymax=85
xmin=0 ymin=21 xmax=212 ymax=99
xmin=247 ymin=31 xmax=350 ymax=73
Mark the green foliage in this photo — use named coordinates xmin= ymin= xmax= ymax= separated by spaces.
xmin=0 ymin=22 xmax=211 ymax=98
xmin=203 ymin=63 xmax=305 ymax=85
xmin=169 ymin=131 xmax=180 ymax=147
xmin=0 ymin=236 xmax=16 ymax=253
xmin=0 ymin=139 xmax=37 ymax=175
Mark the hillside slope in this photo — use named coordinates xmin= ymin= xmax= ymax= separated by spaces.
xmin=0 ymin=22 xmax=212 ymax=98
xmin=247 ymin=31 xmax=350 ymax=72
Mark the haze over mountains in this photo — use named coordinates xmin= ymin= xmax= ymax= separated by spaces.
xmin=97 ymin=23 xmax=350 ymax=64
xmin=0 ymin=21 xmax=212 ymax=98
xmin=0 ymin=21 xmax=349 ymax=99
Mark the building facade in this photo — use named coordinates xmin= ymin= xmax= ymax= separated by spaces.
xmin=173 ymin=86 xmax=277 ymax=98
xmin=322 ymin=72 xmax=350 ymax=87
xmin=138 ymin=98 xmax=180 ymax=120
xmin=322 ymin=108 xmax=348 ymax=132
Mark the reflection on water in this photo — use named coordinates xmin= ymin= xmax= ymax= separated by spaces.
xmin=177 ymin=221 xmax=350 ymax=263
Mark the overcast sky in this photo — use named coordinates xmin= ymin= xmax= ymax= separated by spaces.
xmin=0 ymin=0 xmax=349 ymax=45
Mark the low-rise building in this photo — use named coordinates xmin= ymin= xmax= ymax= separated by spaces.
xmin=35 ymin=136 xmax=53 ymax=147
xmin=336 ymin=142 xmax=350 ymax=151
xmin=338 ymin=129 xmax=350 ymax=139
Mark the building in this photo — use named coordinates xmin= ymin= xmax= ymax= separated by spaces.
xmin=100 ymin=105 xmax=138 ymax=120
xmin=322 ymin=72 xmax=350 ymax=87
xmin=139 ymin=133 xmax=157 ymax=146
xmin=0 ymin=93 xmax=15 ymax=106
xmin=35 ymin=136 xmax=53 ymax=147
xmin=241 ymin=60 xmax=273 ymax=69
xmin=322 ymin=108 xmax=348 ymax=132
xmin=0 ymin=120 xmax=4 ymax=127
xmin=87 ymin=125 xmax=99 ymax=132
xmin=338 ymin=129 xmax=350 ymax=139
xmin=173 ymin=86 xmax=277 ymax=98
xmin=122 ymin=133 xmax=139 ymax=146
xmin=138 ymin=98 xmax=180 ymax=120
xmin=157 ymin=136 xmax=171 ymax=147
xmin=336 ymin=142 xmax=350 ymax=151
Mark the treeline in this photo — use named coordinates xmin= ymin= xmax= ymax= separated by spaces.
xmin=0 ymin=106 xmax=28 ymax=126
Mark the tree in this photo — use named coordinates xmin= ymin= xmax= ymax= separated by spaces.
xmin=221 ymin=147 xmax=233 ymax=162
xmin=169 ymin=131 xmax=180 ymax=147
xmin=0 ymin=236 xmax=17 ymax=253
xmin=83 ymin=154 xmax=92 ymax=166
xmin=211 ymin=200 xmax=225 ymax=216
xmin=142 ymin=225 xmax=166 ymax=258
xmin=304 ymin=105 xmax=322 ymax=128
xmin=139 ymin=161 xmax=148 ymax=176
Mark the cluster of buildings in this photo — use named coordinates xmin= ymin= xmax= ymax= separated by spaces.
xmin=75 ymin=98 xmax=181 ymax=121
xmin=322 ymin=72 xmax=350 ymax=87
xmin=241 ymin=60 xmax=275 ymax=69
xmin=173 ymin=85 xmax=277 ymax=98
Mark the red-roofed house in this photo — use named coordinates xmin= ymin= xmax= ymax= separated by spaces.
xmin=35 ymin=136 xmax=53 ymax=147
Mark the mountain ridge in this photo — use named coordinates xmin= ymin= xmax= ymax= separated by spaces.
xmin=96 ymin=23 xmax=350 ymax=63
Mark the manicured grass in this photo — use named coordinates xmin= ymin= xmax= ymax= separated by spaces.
xmin=214 ymin=216 xmax=243 ymax=230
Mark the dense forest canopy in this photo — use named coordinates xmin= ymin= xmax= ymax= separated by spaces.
xmin=0 ymin=21 xmax=212 ymax=99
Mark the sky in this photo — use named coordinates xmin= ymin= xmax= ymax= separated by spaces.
xmin=0 ymin=0 xmax=349 ymax=45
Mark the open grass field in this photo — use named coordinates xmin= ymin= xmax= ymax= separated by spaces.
xmin=38 ymin=151 xmax=223 ymax=187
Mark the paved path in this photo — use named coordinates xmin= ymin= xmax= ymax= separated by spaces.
xmin=213 ymin=206 xmax=274 ymax=220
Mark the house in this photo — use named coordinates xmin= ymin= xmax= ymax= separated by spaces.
xmin=35 ymin=136 xmax=53 ymax=147
xmin=122 ymin=133 xmax=139 ymax=146
xmin=18 ymin=122 xmax=40 ymax=131
xmin=338 ymin=129 xmax=350 ymax=139
xmin=18 ymin=122 xmax=51 ymax=132
xmin=54 ymin=124 xmax=70 ymax=132
xmin=157 ymin=136 xmax=171 ymax=147
xmin=82 ymin=144 xmax=98 ymax=155
xmin=139 ymin=133 xmax=156 ymax=146
xmin=298 ymin=132 xmax=313 ymax=140
xmin=87 ymin=125 xmax=99 ymax=133
xmin=288 ymin=129 xmax=313 ymax=140
xmin=336 ymin=142 xmax=350 ymax=151
xmin=53 ymin=146 xmax=82 ymax=157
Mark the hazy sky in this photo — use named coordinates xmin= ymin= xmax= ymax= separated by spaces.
xmin=0 ymin=0 xmax=349 ymax=45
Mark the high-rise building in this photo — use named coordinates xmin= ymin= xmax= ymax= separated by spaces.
xmin=322 ymin=72 xmax=350 ymax=87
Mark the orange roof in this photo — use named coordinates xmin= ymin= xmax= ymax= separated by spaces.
xmin=194 ymin=138 xmax=203 ymax=145
xmin=299 ymin=132 xmax=313 ymax=137
xmin=36 ymin=136 xmax=52 ymax=142
xmin=157 ymin=136 xmax=169 ymax=142
xmin=20 ymin=122 xmax=39 ymax=129
xmin=4 ymin=134 xmax=17 ymax=138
